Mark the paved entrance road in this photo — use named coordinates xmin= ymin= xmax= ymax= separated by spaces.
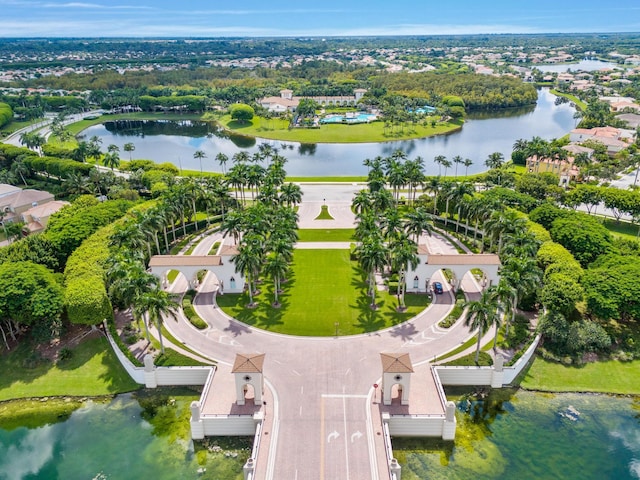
xmin=164 ymin=185 xmax=481 ymax=479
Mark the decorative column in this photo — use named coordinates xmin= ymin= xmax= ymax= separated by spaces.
xmin=491 ymin=354 xmax=505 ymax=388
xmin=442 ymin=400 xmax=457 ymax=440
xmin=143 ymin=354 xmax=157 ymax=388
xmin=190 ymin=401 xmax=205 ymax=440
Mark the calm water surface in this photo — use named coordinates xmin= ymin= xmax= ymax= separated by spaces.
xmin=82 ymin=88 xmax=576 ymax=177
xmin=394 ymin=389 xmax=640 ymax=480
xmin=536 ymin=59 xmax=618 ymax=73
xmin=0 ymin=393 xmax=249 ymax=480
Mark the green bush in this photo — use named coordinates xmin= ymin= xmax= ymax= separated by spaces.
xmin=182 ymin=290 xmax=208 ymax=330
xmin=0 ymin=103 xmax=13 ymax=129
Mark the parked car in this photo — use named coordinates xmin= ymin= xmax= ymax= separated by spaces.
xmin=433 ymin=282 xmax=444 ymax=294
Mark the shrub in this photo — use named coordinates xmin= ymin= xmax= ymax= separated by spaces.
xmin=0 ymin=103 xmax=13 ymax=129
xmin=182 ymin=290 xmax=208 ymax=330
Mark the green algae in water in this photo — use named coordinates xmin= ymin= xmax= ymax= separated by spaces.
xmin=393 ymin=389 xmax=640 ymax=480
xmin=0 ymin=390 xmax=251 ymax=480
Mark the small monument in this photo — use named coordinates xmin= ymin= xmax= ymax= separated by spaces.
xmin=232 ymin=353 xmax=265 ymax=406
xmin=380 ymin=353 xmax=414 ymax=406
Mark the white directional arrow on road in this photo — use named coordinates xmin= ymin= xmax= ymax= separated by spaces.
xmin=327 ymin=431 xmax=340 ymax=443
xmin=350 ymin=431 xmax=363 ymax=443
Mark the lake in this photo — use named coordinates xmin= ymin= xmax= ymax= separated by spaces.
xmin=1 ymin=390 xmax=636 ymax=479
xmin=0 ymin=392 xmax=250 ymax=480
xmin=393 ymin=389 xmax=640 ymax=480
xmin=536 ymin=59 xmax=619 ymax=73
xmin=82 ymin=88 xmax=576 ymax=177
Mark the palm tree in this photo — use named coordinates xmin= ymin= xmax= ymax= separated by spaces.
xmin=63 ymin=172 xmax=92 ymax=196
xmin=389 ymin=234 xmax=420 ymax=309
xmin=500 ymin=257 xmax=541 ymax=336
xmin=216 ymin=152 xmax=229 ymax=175
xmin=484 ymin=209 xmax=527 ymax=255
xmin=380 ymin=208 xmax=404 ymax=242
xmin=107 ymin=144 xmax=120 ymax=154
xmin=489 ymin=280 xmax=516 ymax=348
xmin=352 ymin=190 xmax=372 ymax=215
xmin=449 ymin=182 xmax=474 ymax=232
xmin=441 ymin=158 xmax=452 ymax=177
xmin=232 ymin=241 xmax=263 ymax=306
xmin=404 ymin=207 xmax=433 ymax=243
xmin=279 ymin=182 xmax=302 ymax=207
xmin=463 ymin=290 xmax=500 ymax=364
xmin=463 ymin=158 xmax=474 ymax=177
xmin=452 ymin=155 xmax=463 ymax=179
xmin=356 ymin=235 xmax=387 ymax=308
xmin=264 ymin=252 xmax=289 ymax=306
xmin=485 ymin=152 xmax=505 ymax=170
xmin=73 ymin=141 xmax=90 ymax=162
xmin=135 ymin=288 xmax=179 ymax=354
xmin=194 ymin=150 xmax=207 ymax=177
xmin=103 ymin=151 xmax=120 ymax=171
xmin=123 ymin=142 xmax=135 ymax=160
xmin=425 ymin=176 xmax=441 ymax=215
xmin=434 ymin=155 xmax=446 ymax=176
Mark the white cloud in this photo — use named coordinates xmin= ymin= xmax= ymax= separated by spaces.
xmin=0 ymin=426 xmax=56 ymax=480
xmin=42 ymin=2 xmax=152 ymax=9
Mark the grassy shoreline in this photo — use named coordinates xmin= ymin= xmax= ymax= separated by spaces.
xmin=217 ymin=114 xmax=463 ymax=144
xmin=520 ymin=355 xmax=640 ymax=395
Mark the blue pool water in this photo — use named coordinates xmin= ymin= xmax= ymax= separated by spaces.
xmin=320 ymin=113 xmax=376 ymax=124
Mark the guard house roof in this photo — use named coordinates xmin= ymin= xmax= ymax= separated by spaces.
xmin=232 ymin=353 xmax=266 ymax=373
xmin=380 ymin=353 xmax=414 ymax=373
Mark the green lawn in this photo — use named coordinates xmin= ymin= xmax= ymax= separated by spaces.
xmin=216 ymin=249 xmax=430 ymax=336
xmin=0 ymin=336 xmax=139 ymax=401
xmin=218 ymin=115 xmax=463 ymax=144
xmin=520 ymin=356 xmax=640 ymax=394
xmin=600 ymin=216 xmax=640 ymax=242
xmin=68 ymin=112 xmax=205 ymax=136
xmin=315 ymin=205 xmax=334 ymax=220
xmin=550 ymin=89 xmax=587 ymax=110
xmin=297 ymin=229 xmax=355 ymax=242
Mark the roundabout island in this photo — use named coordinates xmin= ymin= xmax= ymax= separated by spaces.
xmin=133 ymin=184 xmax=522 ymax=480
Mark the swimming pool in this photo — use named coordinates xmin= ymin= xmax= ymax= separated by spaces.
xmin=320 ymin=113 xmax=377 ymax=124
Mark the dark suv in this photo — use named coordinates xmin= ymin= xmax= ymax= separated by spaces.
xmin=433 ymin=282 xmax=444 ymax=294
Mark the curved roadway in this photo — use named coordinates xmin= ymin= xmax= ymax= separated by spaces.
xmin=164 ymin=184 xmax=481 ymax=480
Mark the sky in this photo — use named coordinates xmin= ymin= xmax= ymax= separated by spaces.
xmin=0 ymin=0 xmax=639 ymax=38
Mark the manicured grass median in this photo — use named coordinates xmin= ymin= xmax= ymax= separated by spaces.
xmin=0 ymin=336 xmax=139 ymax=401
xmin=216 ymin=249 xmax=430 ymax=336
xmin=520 ymin=356 xmax=640 ymax=395
xmin=297 ymin=229 xmax=355 ymax=242
xmin=218 ymin=115 xmax=463 ymax=144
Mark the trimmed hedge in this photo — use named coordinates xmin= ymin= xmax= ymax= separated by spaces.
xmin=0 ymin=103 xmax=13 ymax=129
xmin=182 ymin=290 xmax=208 ymax=330
xmin=64 ymin=224 xmax=115 ymax=325
xmin=23 ymin=155 xmax=95 ymax=178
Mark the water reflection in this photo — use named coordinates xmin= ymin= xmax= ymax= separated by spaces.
xmin=83 ymin=88 xmax=576 ymax=177
xmin=393 ymin=390 xmax=640 ymax=480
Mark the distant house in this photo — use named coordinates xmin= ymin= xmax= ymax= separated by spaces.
xmin=21 ymin=200 xmax=69 ymax=234
xmin=0 ymin=187 xmax=55 ymax=224
xmin=526 ymin=154 xmax=580 ymax=184
xmin=0 ymin=184 xmax=21 ymax=199
xmin=259 ymin=89 xmax=368 ymax=113
xmin=616 ymin=113 xmax=640 ymax=129
xmin=569 ymin=126 xmax=635 ymax=154
xmin=562 ymin=143 xmax=594 ymax=158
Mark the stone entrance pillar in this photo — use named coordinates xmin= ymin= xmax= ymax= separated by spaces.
xmin=380 ymin=353 xmax=414 ymax=406
xmin=232 ymin=353 xmax=265 ymax=406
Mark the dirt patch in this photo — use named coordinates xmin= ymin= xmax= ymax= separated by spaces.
xmin=36 ymin=324 xmax=101 ymax=363
xmin=114 ymin=309 xmax=155 ymax=362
